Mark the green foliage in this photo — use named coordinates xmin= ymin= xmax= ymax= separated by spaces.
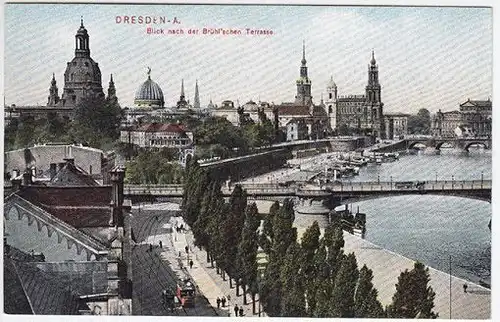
xmin=194 ymin=116 xmax=249 ymax=156
xmin=354 ymin=265 xmax=385 ymax=318
xmin=237 ymin=203 xmax=261 ymax=299
xmin=125 ymin=149 xmax=184 ymax=184
xmin=330 ymin=253 xmax=359 ymax=317
xmin=387 ymin=262 xmax=438 ymax=319
xmin=280 ymin=241 xmax=306 ymax=317
xmin=408 ymin=108 xmax=431 ymax=135
xmin=72 ymin=96 xmax=123 ymax=148
xmin=300 ymin=221 xmax=321 ymax=314
xmin=182 ymin=163 xmax=209 ymax=227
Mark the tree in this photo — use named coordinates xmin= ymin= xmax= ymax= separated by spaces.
xmin=258 ymin=201 xmax=278 ymax=254
xmin=280 ymin=241 xmax=306 ymax=317
xmin=387 ymin=262 xmax=438 ymax=319
xmin=300 ymin=221 xmax=321 ymax=314
xmin=408 ymin=108 xmax=431 ymax=135
xmin=237 ymin=203 xmax=260 ymax=307
xmin=72 ymin=95 xmax=123 ymax=148
xmin=225 ymin=185 xmax=248 ymax=293
xmin=354 ymin=265 xmax=385 ymax=318
xmin=330 ymin=252 xmax=359 ymax=317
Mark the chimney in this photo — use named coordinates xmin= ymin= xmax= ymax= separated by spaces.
xmin=110 ymin=167 xmax=126 ymax=227
xmin=50 ymin=163 xmax=57 ymax=179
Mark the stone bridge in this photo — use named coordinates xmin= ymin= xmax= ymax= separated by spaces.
xmin=124 ymin=180 xmax=491 ymax=204
xmin=372 ymin=137 xmax=491 ymax=153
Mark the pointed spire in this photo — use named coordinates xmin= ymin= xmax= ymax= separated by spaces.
xmin=194 ymin=79 xmax=200 ymax=109
xmin=110 ymin=73 xmax=114 ymax=84
xmin=371 ymin=49 xmax=376 ymax=65
xmin=301 ymin=40 xmax=307 ymax=65
xmin=81 ymin=16 xmax=84 ymax=27
xmin=181 ymin=79 xmax=185 ymax=97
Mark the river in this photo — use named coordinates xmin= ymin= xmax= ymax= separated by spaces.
xmin=341 ymin=148 xmax=491 ymax=286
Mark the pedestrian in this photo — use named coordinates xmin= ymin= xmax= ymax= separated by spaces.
xmin=189 ymin=260 xmax=193 ymax=269
xmin=463 ymin=283 xmax=468 ymax=293
xmin=221 ymin=296 xmax=226 ymax=307
xmin=149 ymin=244 xmax=153 ymax=252
xmin=180 ymin=224 xmax=184 ymax=231
xmin=216 ymin=297 xmax=221 ymax=308
xmin=178 ymin=251 xmax=182 ymax=257
xmin=159 ymin=240 xmax=163 ymax=249
xmin=239 ymin=307 xmax=244 ymax=317
xmin=185 ymin=245 xmax=189 ymax=253
xmin=234 ymin=304 xmax=239 ymax=317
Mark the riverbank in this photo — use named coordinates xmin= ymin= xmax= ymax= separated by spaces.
xmin=340 ymin=230 xmax=490 ymax=319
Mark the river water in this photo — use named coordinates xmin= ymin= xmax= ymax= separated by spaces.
xmin=341 ymin=148 xmax=491 ymax=285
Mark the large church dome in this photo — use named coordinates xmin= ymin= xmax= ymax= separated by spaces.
xmin=134 ymin=69 xmax=165 ymax=108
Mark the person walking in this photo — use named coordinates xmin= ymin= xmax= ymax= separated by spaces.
xmin=216 ymin=297 xmax=221 ymax=308
xmin=221 ymin=296 xmax=226 ymax=307
xmin=463 ymin=283 xmax=468 ymax=293
xmin=159 ymin=240 xmax=163 ymax=249
xmin=234 ymin=304 xmax=239 ymax=317
xmin=189 ymin=260 xmax=194 ymax=269
xmin=239 ymin=307 xmax=244 ymax=317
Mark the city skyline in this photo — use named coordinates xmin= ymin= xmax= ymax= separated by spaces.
xmin=4 ymin=4 xmax=492 ymax=113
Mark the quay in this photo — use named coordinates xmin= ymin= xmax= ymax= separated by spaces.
xmin=339 ymin=230 xmax=490 ymax=319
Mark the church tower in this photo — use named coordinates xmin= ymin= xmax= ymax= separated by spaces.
xmin=59 ymin=18 xmax=104 ymax=108
xmin=193 ymin=80 xmax=200 ymax=109
xmin=294 ymin=41 xmax=313 ymax=106
xmin=325 ymin=76 xmax=338 ymax=132
xmin=365 ymin=50 xmax=384 ymax=138
xmin=47 ymin=73 xmax=60 ymax=106
xmin=176 ymin=79 xmax=189 ymax=109
xmin=107 ymin=74 xmax=117 ymax=103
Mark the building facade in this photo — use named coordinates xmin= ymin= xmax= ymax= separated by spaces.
xmin=383 ymin=113 xmax=410 ymax=140
xmin=329 ymin=51 xmax=385 ymax=138
xmin=431 ymin=98 xmax=491 ymax=138
xmin=120 ymin=123 xmax=193 ymax=148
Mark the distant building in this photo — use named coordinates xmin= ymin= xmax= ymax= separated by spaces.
xmin=383 ymin=113 xmax=410 ymax=140
xmin=431 ymin=98 xmax=491 ymax=138
xmin=330 ymin=51 xmax=385 ymax=138
xmin=120 ymin=122 xmax=193 ymax=148
xmin=459 ymin=98 xmax=492 ymax=137
xmin=8 ymin=19 xmax=115 ymax=119
xmin=286 ymin=119 xmax=308 ymax=141
xmin=4 ymin=164 xmax=132 ymax=315
xmin=274 ymin=42 xmax=330 ymax=140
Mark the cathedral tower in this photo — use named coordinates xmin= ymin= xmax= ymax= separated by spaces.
xmin=176 ymin=79 xmax=189 ymax=109
xmin=325 ymin=76 xmax=338 ymax=131
xmin=365 ymin=50 xmax=384 ymax=138
xmin=294 ymin=41 xmax=312 ymax=106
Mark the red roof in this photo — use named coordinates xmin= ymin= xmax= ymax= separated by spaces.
xmin=18 ymin=186 xmax=113 ymax=228
xmin=276 ymin=105 xmax=310 ymax=116
xmin=136 ymin=123 xmax=188 ymax=133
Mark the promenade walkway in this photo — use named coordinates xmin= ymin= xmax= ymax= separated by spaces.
xmin=169 ymin=216 xmax=266 ymax=317
xmin=319 ymin=229 xmax=490 ymax=319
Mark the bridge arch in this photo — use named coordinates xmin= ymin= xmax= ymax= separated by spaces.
xmin=435 ymin=141 xmax=455 ymax=149
xmin=464 ymin=142 xmax=489 ymax=151
xmin=407 ymin=141 xmax=427 ymax=150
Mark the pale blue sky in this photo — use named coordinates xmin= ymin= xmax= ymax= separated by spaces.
xmin=4 ymin=4 xmax=492 ymax=113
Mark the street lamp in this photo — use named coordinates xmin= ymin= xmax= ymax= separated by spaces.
xmin=451 ymin=175 xmax=454 ymax=189
xmin=390 ymin=176 xmax=393 ymax=190
xmin=435 ymin=172 xmax=438 ymax=183
xmin=481 ymin=171 xmax=484 ymax=188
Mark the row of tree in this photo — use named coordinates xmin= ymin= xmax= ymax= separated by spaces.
xmin=124 ymin=149 xmax=184 ymax=184
xmin=183 ymin=155 xmax=438 ymax=319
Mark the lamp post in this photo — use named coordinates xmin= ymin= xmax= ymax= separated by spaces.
xmin=451 ymin=175 xmax=454 ymax=189
xmin=481 ymin=171 xmax=484 ymax=189
xmin=390 ymin=176 xmax=393 ymax=190
xmin=435 ymin=172 xmax=438 ymax=183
